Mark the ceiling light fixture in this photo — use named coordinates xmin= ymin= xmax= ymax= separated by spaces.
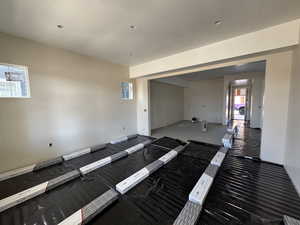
xmin=214 ymin=20 xmax=222 ymax=26
xmin=57 ymin=24 xmax=64 ymax=29
xmin=129 ymin=25 xmax=136 ymax=30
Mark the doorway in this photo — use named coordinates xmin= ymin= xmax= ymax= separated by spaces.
xmin=227 ymin=78 xmax=251 ymax=123
xmin=232 ymin=87 xmax=247 ymax=120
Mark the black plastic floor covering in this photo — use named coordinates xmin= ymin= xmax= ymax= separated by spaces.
xmin=0 ymin=136 xmax=150 ymax=200
xmin=0 ymin=136 xmax=153 ymax=225
xmin=198 ymin=125 xmax=300 ymax=225
xmin=88 ymin=142 xmax=219 ymax=225
xmin=229 ymin=121 xmax=261 ymax=158
xmin=2 ymin=131 xmax=299 ymax=225
xmin=151 ymin=136 xmax=185 ymax=149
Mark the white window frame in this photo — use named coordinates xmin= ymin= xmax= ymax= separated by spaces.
xmin=0 ymin=63 xmax=31 ymax=98
xmin=121 ymin=82 xmax=133 ymax=100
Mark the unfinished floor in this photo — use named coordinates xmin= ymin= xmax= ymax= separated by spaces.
xmin=152 ymin=120 xmax=227 ymax=145
xmin=0 ymin=125 xmax=299 ymax=224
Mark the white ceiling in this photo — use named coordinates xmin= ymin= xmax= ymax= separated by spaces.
xmin=0 ymin=0 xmax=300 ymax=66
xmin=156 ymin=61 xmax=266 ymax=83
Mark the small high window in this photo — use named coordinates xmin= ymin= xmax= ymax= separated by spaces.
xmin=121 ymin=82 xmax=133 ymax=100
xmin=0 ymin=64 xmax=30 ymax=98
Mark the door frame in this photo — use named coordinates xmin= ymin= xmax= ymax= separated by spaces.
xmin=228 ymin=83 xmax=252 ymax=122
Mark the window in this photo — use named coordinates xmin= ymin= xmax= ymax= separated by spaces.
xmin=0 ymin=64 xmax=30 ymax=98
xmin=121 ymin=82 xmax=133 ymax=100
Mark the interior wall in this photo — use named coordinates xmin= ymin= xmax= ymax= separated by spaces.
xmin=261 ymin=51 xmax=293 ymax=164
xmin=250 ymin=75 xmax=265 ymax=128
xmin=0 ymin=32 xmax=136 ymax=173
xmin=285 ymin=38 xmax=300 ymax=194
xmin=184 ymin=79 xmax=223 ymax=123
xmin=150 ymin=81 xmax=184 ymax=130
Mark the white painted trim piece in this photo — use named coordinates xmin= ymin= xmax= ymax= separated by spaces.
xmin=0 ymin=182 xmax=48 ymax=213
xmin=211 ymin=152 xmax=226 ymax=167
xmin=158 ymin=150 xmax=178 ymax=164
xmin=58 ymin=209 xmax=82 ymax=225
xmin=0 ymin=164 xmax=35 ymax=182
xmin=110 ymin=136 xmax=128 ymax=144
xmin=189 ymin=174 xmax=213 ymax=205
xmin=116 ymin=168 xmax=150 ymax=194
xmin=79 ymin=157 xmax=112 ymax=175
xmin=62 ymin=148 xmax=91 ymax=161
xmin=125 ymin=143 xmax=144 ymax=154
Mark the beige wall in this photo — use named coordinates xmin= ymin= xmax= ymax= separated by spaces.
xmin=184 ymin=79 xmax=223 ymax=123
xmin=250 ymin=75 xmax=265 ymax=128
xmin=150 ymin=81 xmax=184 ymax=130
xmin=0 ymin=33 xmax=136 ymax=173
xmin=285 ymin=38 xmax=300 ymax=194
xmin=260 ymin=51 xmax=293 ymax=164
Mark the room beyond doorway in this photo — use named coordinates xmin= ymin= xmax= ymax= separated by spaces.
xmin=232 ymin=87 xmax=247 ymax=120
